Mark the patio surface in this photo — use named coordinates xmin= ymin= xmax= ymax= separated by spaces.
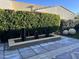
xmin=0 ymin=36 xmax=79 ymax=59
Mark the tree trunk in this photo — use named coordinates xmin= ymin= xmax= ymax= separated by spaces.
xmin=21 ymin=28 xmax=26 ymax=41
xmin=34 ymin=30 xmax=39 ymax=39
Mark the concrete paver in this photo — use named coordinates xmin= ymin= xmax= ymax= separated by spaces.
xmin=0 ymin=36 xmax=79 ymax=59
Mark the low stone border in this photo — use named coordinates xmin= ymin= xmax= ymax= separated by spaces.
xmin=8 ymin=34 xmax=61 ymax=49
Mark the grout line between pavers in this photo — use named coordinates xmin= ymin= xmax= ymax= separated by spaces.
xmin=0 ymin=43 xmax=4 ymax=51
xmin=3 ymin=43 xmax=5 ymax=59
xmin=17 ymin=48 xmax=24 ymax=59
xmin=17 ymin=47 xmax=38 ymax=59
xmin=30 ymin=45 xmax=50 ymax=57
xmin=30 ymin=47 xmax=38 ymax=55
xmin=27 ymin=46 xmax=44 ymax=59
xmin=39 ymin=45 xmax=49 ymax=51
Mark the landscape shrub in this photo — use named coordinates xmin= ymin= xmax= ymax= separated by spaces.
xmin=0 ymin=9 xmax=60 ymax=42
xmin=60 ymin=20 xmax=77 ymax=30
xmin=74 ymin=24 xmax=79 ymax=32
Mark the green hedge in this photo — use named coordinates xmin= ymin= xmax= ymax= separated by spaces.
xmin=0 ymin=9 xmax=61 ymax=42
xmin=0 ymin=9 xmax=60 ymax=32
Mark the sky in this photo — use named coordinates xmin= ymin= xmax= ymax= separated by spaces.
xmin=16 ymin=0 xmax=79 ymax=13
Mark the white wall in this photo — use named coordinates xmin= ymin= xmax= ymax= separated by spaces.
xmin=36 ymin=6 xmax=76 ymax=20
xmin=0 ymin=0 xmax=13 ymax=9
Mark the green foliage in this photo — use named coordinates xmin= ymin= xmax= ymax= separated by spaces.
xmin=0 ymin=9 xmax=60 ymax=32
xmin=61 ymin=19 xmax=79 ymax=30
xmin=75 ymin=14 xmax=79 ymax=19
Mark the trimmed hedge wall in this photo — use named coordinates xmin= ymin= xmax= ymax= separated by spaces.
xmin=0 ymin=9 xmax=60 ymax=42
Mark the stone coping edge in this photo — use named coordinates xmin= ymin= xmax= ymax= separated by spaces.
xmin=8 ymin=35 xmax=61 ymax=49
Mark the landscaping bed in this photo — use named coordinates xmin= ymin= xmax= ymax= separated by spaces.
xmin=8 ymin=34 xmax=61 ymax=49
xmin=65 ymin=32 xmax=79 ymax=39
xmin=15 ymin=34 xmax=54 ymax=43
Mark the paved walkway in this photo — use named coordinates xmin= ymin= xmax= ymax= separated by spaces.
xmin=0 ymin=36 xmax=79 ymax=59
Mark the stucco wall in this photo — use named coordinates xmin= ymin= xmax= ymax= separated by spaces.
xmin=12 ymin=1 xmax=43 ymax=11
xmin=0 ymin=0 xmax=43 ymax=11
xmin=0 ymin=0 xmax=13 ymax=9
xmin=35 ymin=6 xmax=76 ymax=20
xmin=0 ymin=0 xmax=76 ymax=20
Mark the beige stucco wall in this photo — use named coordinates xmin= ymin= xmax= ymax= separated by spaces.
xmin=35 ymin=6 xmax=76 ymax=20
xmin=0 ymin=0 xmax=13 ymax=9
xmin=11 ymin=1 xmax=43 ymax=11
xmin=0 ymin=0 xmax=43 ymax=11
xmin=0 ymin=0 xmax=76 ymax=21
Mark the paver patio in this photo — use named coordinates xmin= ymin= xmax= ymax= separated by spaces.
xmin=0 ymin=36 xmax=79 ymax=59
